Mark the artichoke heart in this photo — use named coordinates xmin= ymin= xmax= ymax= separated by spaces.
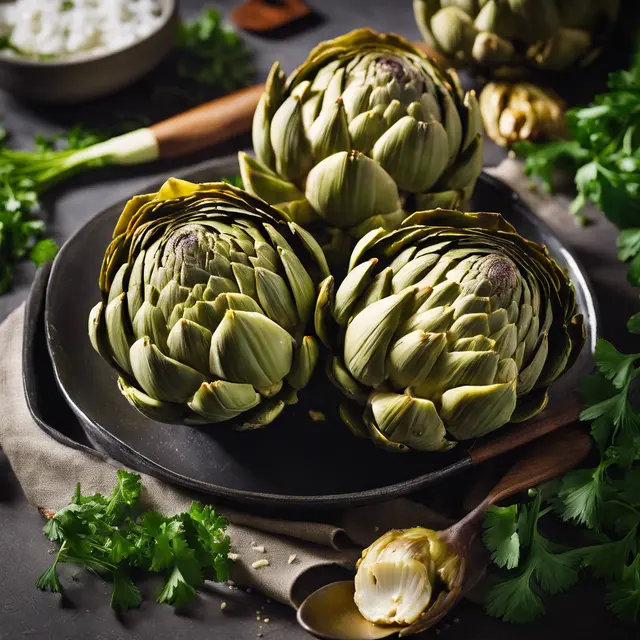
xmin=316 ymin=208 xmax=585 ymax=451
xmin=354 ymin=527 xmax=461 ymax=626
xmin=239 ymin=28 xmax=483 ymax=253
xmin=89 ymin=178 xmax=329 ymax=428
xmin=414 ymin=0 xmax=620 ymax=76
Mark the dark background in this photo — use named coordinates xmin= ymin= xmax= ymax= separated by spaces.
xmin=0 ymin=1 xmax=638 ymax=638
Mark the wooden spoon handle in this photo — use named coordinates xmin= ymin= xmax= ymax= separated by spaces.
xmin=443 ymin=426 xmax=591 ymax=547
xmin=487 ymin=425 xmax=592 ymax=504
xmin=149 ymin=83 xmax=265 ymax=159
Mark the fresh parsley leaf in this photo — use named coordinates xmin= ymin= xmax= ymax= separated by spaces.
xmin=485 ymin=319 xmax=640 ymax=626
xmin=0 ymin=122 xmax=100 ymax=293
xmin=593 ymin=341 xmax=640 ymax=389
xmin=156 ymin=535 xmax=203 ymax=607
xmin=187 ymin=503 xmax=230 ymax=581
xmin=175 ymin=10 xmax=253 ymax=95
xmin=485 ymin=567 xmax=545 ymax=624
xmin=482 ymin=505 xmax=521 ymax=569
xmin=30 ymin=238 xmax=58 ymax=267
xmin=36 ymin=471 xmax=230 ymax=612
xmin=529 ymin=535 xmax=581 ymax=595
xmin=104 ymin=470 xmax=142 ymax=522
xmin=554 ymin=465 xmax=607 ymax=529
xmin=605 ymin=555 xmax=640 ymax=625
xmin=581 ymin=528 xmax=638 ymax=581
xmin=35 ymin=543 xmax=65 ymax=593
xmin=613 ymin=468 xmax=640 ymax=506
xmin=111 ymin=569 xmax=142 ymax=612
xmin=157 ymin=563 xmax=198 ymax=608
xmin=618 ymin=229 xmax=640 ymax=262
xmin=516 ymin=46 xmax=640 ymax=286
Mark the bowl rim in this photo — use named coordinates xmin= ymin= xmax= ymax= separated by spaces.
xmin=0 ymin=0 xmax=177 ymax=68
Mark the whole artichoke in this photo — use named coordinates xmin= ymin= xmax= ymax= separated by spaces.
xmin=89 ymin=178 xmax=329 ymax=428
xmin=414 ymin=0 xmax=620 ymax=76
xmin=315 ymin=209 xmax=585 ymax=451
xmin=239 ymin=28 xmax=482 ymax=241
xmin=355 ymin=527 xmax=460 ymax=627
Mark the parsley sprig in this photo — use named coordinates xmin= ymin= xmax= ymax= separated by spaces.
xmin=175 ymin=9 xmax=253 ymax=95
xmin=36 ymin=470 xmax=231 ymax=612
xmin=0 ymin=126 xmax=102 ymax=293
xmin=516 ymin=46 xmax=640 ymax=285
xmin=483 ymin=326 xmax=640 ymax=625
xmin=0 ymin=8 xmax=253 ymax=296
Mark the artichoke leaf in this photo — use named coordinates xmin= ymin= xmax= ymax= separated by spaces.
xmin=167 ymin=318 xmax=212 ymax=375
xmin=210 ymin=310 xmax=294 ymax=389
xmin=441 ymin=381 xmax=517 ymax=439
xmin=287 ymin=336 xmax=320 ymax=389
xmin=278 ymin=246 xmax=316 ymax=326
xmin=387 ymin=330 xmax=446 ymax=389
xmin=130 ymin=337 xmax=205 ymax=403
xmin=118 ymin=377 xmax=184 ymax=423
xmin=334 ymin=258 xmax=379 ymax=325
xmin=238 ymin=152 xmax=304 ymax=205
xmin=104 ymin=294 xmax=135 ymax=375
xmin=255 ymin=266 xmax=299 ymax=336
xmin=233 ymin=398 xmax=287 ymax=430
xmin=344 ymin=288 xmax=415 ymax=387
xmin=305 ymin=151 xmax=401 ymax=228
xmin=368 ymin=392 xmax=455 ymax=452
xmin=189 ymin=380 xmax=261 ymax=422
xmin=314 ymin=275 xmax=336 ymax=347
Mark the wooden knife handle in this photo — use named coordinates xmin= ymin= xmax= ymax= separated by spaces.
xmin=149 ymin=83 xmax=265 ymax=159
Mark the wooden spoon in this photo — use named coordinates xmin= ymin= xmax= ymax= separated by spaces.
xmin=296 ymin=426 xmax=592 ymax=640
xmin=230 ymin=0 xmax=312 ymax=32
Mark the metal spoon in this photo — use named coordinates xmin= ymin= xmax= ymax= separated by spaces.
xmin=297 ymin=426 xmax=592 ymax=640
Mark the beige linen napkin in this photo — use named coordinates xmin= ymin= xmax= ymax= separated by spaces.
xmin=0 ymin=158 xmax=544 ymax=609
xmin=0 ymin=307 xmax=450 ymax=607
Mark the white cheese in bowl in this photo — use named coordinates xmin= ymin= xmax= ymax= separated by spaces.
xmin=0 ymin=0 xmax=164 ymax=59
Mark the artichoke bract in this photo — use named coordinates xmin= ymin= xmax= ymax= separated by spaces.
xmin=354 ymin=527 xmax=460 ymax=626
xmin=315 ymin=209 xmax=585 ymax=451
xmin=414 ymin=0 xmax=619 ymax=76
xmin=89 ymin=179 xmax=329 ymax=428
xmin=239 ymin=28 xmax=482 ymax=241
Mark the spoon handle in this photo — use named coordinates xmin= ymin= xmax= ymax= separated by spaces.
xmin=487 ymin=426 xmax=592 ymax=504
xmin=443 ymin=426 xmax=592 ymax=548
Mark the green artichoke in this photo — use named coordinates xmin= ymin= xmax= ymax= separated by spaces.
xmin=413 ymin=0 xmax=619 ymax=76
xmin=355 ymin=527 xmax=460 ymax=628
xmin=239 ymin=28 xmax=482 ymax=243
xmin=315 ymin=209 xmax=585 ymax=452
xmin=89 ymin=178 xmax=329 ymax=428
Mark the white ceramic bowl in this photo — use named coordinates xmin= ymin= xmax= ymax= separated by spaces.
xmin=0 ymin=0 xmax=178 ymax=103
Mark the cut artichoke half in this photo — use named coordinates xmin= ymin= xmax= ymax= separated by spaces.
xmin=479 ymin=81 xmax=567 ymax=146
xmin=89 ymin=178 xmax=329 ymax=428
xmin=316 ymin=208 xmax=585 ymax=452
xmin=354 ymin=527 xmax=461 ymax=626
